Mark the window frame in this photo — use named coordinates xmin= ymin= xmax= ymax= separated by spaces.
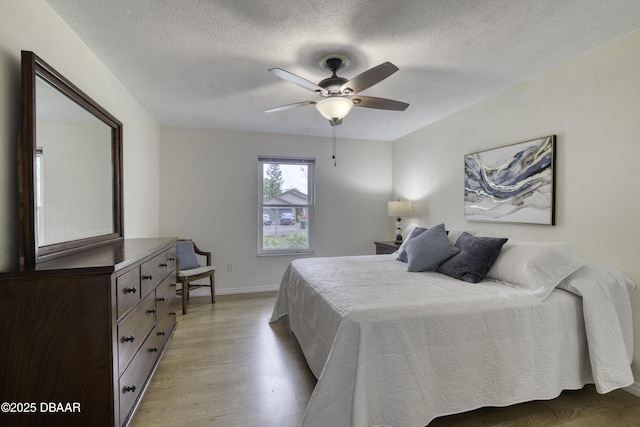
xmin=258 ymin=156 xmax=315 ymax=256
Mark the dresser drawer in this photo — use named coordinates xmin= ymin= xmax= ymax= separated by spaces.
xmin=155 ymin=313 xmax=175 ymax=349
xmin=118 ymin=292 xmax=157 ymax=374
xmin=116 ymin=267 xmax=141 ymax=319
xmin=140 ymin=252 xmax=169 ymax=297
xmin=146 ymin=322 xmax=170 ymax=358
xmin=166 ymin=245 xmax=176 ymax=274
xmin=156 ymin=273 xmax=177 ymax=319
xmin=118 ymin=325 xmax=161 ymax=427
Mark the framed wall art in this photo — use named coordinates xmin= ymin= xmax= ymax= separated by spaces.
xmin=464 ymin=135 xmax=556 ymax=225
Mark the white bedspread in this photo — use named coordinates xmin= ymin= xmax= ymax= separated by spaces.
xmin=270 ymin=255 xmax=635 ymax=427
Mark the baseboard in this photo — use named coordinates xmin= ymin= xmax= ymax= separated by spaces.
xmin=216 ymin=285 xmax=280 ymax=295
xmin=625 ymin=382 xmax=640 ymax=397
xmin=188 ymin=285 xmax=280 ymax=297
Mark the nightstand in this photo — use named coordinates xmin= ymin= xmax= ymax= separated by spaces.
xmin=374 ymin=241 xmax=401 ymax=255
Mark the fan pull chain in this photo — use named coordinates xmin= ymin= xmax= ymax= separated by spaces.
xmin=332 ymin=126 xmax=337 ymax=166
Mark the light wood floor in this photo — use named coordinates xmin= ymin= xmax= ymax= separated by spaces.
xmin=131 ymin=292 xmax=640 ymax=427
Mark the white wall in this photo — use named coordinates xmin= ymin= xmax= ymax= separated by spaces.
xmin=159 ymin=127 xmax=392 ymax=293
xmin=392 ymin=29 xmax=640 ymax=383
xmin=38 ymin=120 xmax=113 ymax=244
xmin=0 ymin=0 xmax=161 ymax=269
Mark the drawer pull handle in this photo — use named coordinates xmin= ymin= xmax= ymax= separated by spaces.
xmin=149 ymin=347 xmax=158 ymax=353
xmin=157 ymin=297 xmax=166 ymax=302
xmin=122 ymin=335 xmax=135 ymax=342
xmin=170 ymin=283 xmax=177 ymax=288
xmin=168 ymin=257 xmax=175 ymax=261
xmin=123 ymin=385 xmax=136 ymax=393
xmin=147 ymin=308 xmax=157 ymax=314
xmin=170 ymin=311 xmax=177 ymax=316
xmin=157 ymin=331 xmax=166 ymax=336
xmin=124 ymin=287 xmax=137 ymax=294
xmin=142 ymin=274 xmax=153 ymax=280
xmin=159 ymin=263 xmax=168 ymax=267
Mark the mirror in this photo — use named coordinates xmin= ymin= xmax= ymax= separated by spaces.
xmin=19 ymin=51 xmax=123 ymax=264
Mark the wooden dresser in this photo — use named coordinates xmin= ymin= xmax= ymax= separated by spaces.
xmin=0 ymin=238 xmax=177 ymax=427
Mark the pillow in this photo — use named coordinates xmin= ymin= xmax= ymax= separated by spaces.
xmin=176 ymin=240 xmax=200 ymax=270
xmin=405 ymin=224 xmax=460 ymax=272
xmin=396 ymin=226 xmax=428 ymax=262
xmin=437 ymin=232 xmax=508 ymax=283
xmin=447 ymin=229 xmax=477 ymax=245
xmin=486 ymin=240 xmax=586 ymax=301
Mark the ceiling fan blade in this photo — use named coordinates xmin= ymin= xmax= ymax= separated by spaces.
xmin=352 ymin=96 xmax=409 ymax=111
xmin=263 ymin=100 xmax=318 ymax=113
xmin=269 ymin=68 xmax=327 ymax=94
xmin=340 ymin=62 xmax=399 ymax=94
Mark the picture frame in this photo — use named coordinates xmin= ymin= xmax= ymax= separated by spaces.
xmin=464 ymin=135 xmax=556 ymax=225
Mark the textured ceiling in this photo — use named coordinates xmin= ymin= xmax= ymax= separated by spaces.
xmin=44 ymin=0 xmax=640 ymax=141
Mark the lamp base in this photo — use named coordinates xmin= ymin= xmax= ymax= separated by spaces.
xmin=394 ymin=217 xmax=404 ymax=245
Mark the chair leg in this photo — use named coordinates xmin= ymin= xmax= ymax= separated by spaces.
xmin=182 ymin=280 xmax=188 ymax=315
xmin=210 ymin=272 xmax=215 ymax=304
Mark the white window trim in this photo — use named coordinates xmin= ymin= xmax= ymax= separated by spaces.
xmin=258 ymin=156 xmax=315 ymax=256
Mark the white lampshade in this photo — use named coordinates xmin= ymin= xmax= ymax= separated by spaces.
xmin=387 ymin=200 xmax=411 ymax=217
xmin=316 ymin=97 xmax=354 ymax=121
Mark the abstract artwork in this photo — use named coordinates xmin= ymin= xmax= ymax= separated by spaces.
xmin=464 ymin=135 xmax=556 ymax=225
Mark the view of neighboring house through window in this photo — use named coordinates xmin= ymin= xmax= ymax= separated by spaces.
xmin=258 ymin=156 xmax=314 ymax=255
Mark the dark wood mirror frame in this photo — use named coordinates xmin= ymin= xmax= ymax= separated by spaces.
xmin=19 ymin=51 xmax=124 ymax=265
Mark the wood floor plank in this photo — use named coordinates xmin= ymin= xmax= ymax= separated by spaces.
xmin=131 ymin=292 xmax=640 ymax=426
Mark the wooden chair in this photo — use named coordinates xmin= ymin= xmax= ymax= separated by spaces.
xmin=175 ymin=239 xmax=215 ymax=314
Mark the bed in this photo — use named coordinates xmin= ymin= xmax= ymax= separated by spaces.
xmin=270 ymin=230 xmax=636 ymax=427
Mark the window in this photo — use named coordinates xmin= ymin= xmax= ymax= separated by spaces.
xmin=258 ymin=156 xmax=314 ymax=255
xmin=36 ymin=147 xmax=44 ymax=244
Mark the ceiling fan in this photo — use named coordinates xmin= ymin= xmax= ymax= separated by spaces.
xmin=264 ymin=54 xmax=409 ymax=126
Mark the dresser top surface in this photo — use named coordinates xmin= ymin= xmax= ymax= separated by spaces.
xmin=1 ymin=237 xmax=177 ymax=278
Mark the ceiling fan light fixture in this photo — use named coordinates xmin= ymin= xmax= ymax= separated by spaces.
xmin=316 ymin=97 xmax=353 ymax=121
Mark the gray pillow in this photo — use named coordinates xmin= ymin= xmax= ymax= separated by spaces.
xmin=176 ymin=240 xmax=200 ymax=270
xmin=396 ymin=227 xmax=428 ymax=262
xmin=437 ymin=232 xmax=508 ymax=283
xmin=405 ymin=224 xmax=460 ymax=272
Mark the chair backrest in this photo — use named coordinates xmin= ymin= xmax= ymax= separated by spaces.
xmin=176 ymin=240 xmax=200 ymax=270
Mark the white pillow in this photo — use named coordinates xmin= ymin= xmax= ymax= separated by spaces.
xmin=486 ymin=240 xmax=586 ymax=301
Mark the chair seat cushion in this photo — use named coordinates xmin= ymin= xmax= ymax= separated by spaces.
xmin=178 ymin=266 xmax=215 ymax=278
